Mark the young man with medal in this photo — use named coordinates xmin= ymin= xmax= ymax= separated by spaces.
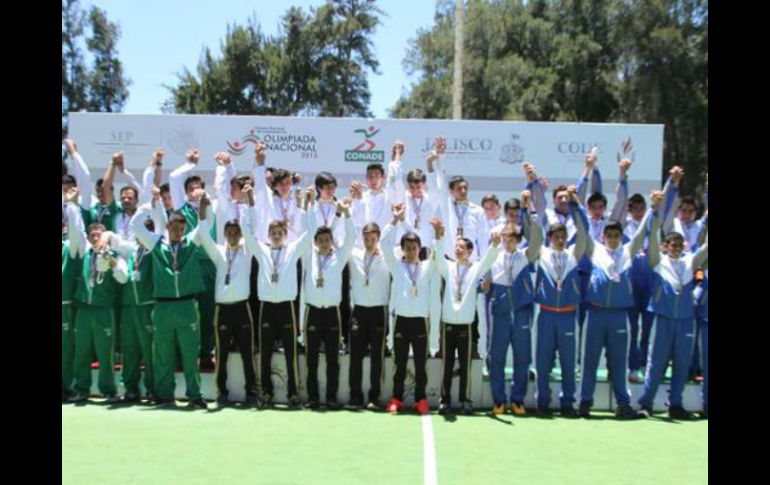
xmin=130 ymin=193 xmax=208 ymax=409
xmin=64 ymin=188 xmax=128 ymax=404
xmin=637 ymin=194 xmax=709 ymax=420
xmin=301 ymin=199 xmax=356 ymax=409
xmin=577 ymin=195 xmax=653 ymax=419
xmin=433 ymin=227 xmax=501 ymax=415
xmin=531 ymin=185 xmax=589 ymax=417
xmin=246 ymin=186 xmax=317 ymax=409
xmin=197 ymin=189 xmax=260 ymax=408
xmin=347 ymin=222 xmax=392 ymax=410
xmin=380 ymin=205 xmax=444 ymax=415
xmin=486 ymin=190 xmax=543 ymax=416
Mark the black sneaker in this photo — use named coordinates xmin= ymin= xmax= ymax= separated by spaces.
xmin=104 ymin=394 xmax=121 ymax=404
xmin=259 ymin=393 xmax=274 ymax=409
xmin=199 ymin=355 xmax=215 ymax=372
xmin=433 ymin=350 xmax=443 ymax=359
xmin=155 ymin=399 xmax=176 ymax=409
xmin=62 ymin=391 xmax=72 ymax=403
xmin=461 ymin=401 xmax=474 ymax=415
xmin=187 ymin=398 xmax=208 ymax=410
xmin=615 ymin=404 xmax=638 ymax=420
xmin=304 ymin=401 xmax=321 ymax=410
xmin=288 ymin=395 xmax=302 ymax=409
xmin=637 ymin=406 xmax=653 ymax=419
xmin=347 ymin=398 xmax=364 ymax=409
xmin=365 ymin=401 xmax=380 ymax=411
xmin=326 ymin=401 xmax=341 ymax=410
xmin=560 ymin=406 xmax=578 ymax=418
xmin=578 ymin=402 xmax=592 ymax=418
xmin=67 ymin=394 xmax=87 ymax=404
xmin=216 ymin=394 xmax=230 ymax=408
xmin=438 ymin=402 xmax=450 ymax=415
xmin=668 ymin=405 xmax=692 ymax=420
xmin=121 ymin=393 xmax=141 ymax=403
xmin=535 ymin=406 xmax=552 ymax=417
xmin=244 ymin=393 xmax=260 ymax=406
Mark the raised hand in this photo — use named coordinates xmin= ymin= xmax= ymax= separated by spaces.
xmin=391 ymin=140 xmax=405 ymax=161
xmin=151 ymin=148 xmax=164 ymax=166
xmin=650 ymin=190 xmax=664 ymax=210
xmin=185 ymin=148 xmax=200 ymax=164
xmin=64 ymin=186 xmax=80 ymax=204
xmin=490 ymin=231 xmax=502 ymax=247
xmin=619 ymin=158 xmax=632 ymax=178
xmin=520 ymin=189 xmax=532 ymax=210
xmin=254 ymin=141 xmax=266 ymax=165
xmin=112 ymin=152 xmax=125 ymax=172
xmin=429 ymin=217 xmax=444 ymax=239
xmin=522 ymin=162 xmax=537 ymax=184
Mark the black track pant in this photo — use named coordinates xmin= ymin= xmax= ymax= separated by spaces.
xmin=349 ymin=305 xmax=387 ymax=403
xmin=304 ymin=305 xmax=341 ymax=402
xmin=440 ymin=322 xmax=472 ymax=405
xmin=392 ymin=315 xmax=429 ymax=402
xmin=214 ymin=300 xmax=257 ymax=397
xmin=259 ymin=301 xmax=299 ymax=398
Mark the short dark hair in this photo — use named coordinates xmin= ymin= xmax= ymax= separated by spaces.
xmin=552 ymin=184 xmax=569 ymax=199
xmin=95 ymin=178 xmax=112 ymax=190
xmin=270 ymin=169 xmax=291 ymax=188
xmin=314 ymin=226 xmax=334 ymax=242
xmin=547 ymin=223 xmax=567 ymax=238
xmin=603 ymin=221 xmax=623 ymax=235
xmin=315 ymin=172 xmax=337 ymax=193
xmin=87 ymin=222 xmax=106 ymax=233
xmin=168 ymin=212 xmax=187 ymax=224
xmin=224 ymin=219 xmax=241 ymax=232
xmin=456 ymin=237 xmax=474 ymax=252
xmin=159 ymin=183 xmax=170 ymax=194
xmin=628 ymin=193 xmax=646 ymax=208
xmin=679 ymin=196 xmax=697 ymax=210
xmin=230 ymin=175 xmax=253 ymax=190
xmin=366 ymin=163 xmax=384 ymax=177
xmin=406 ymin=169 xmax=426 ymax=185
xmin=184 ymin=175 xmax=204 ymax=193
xmin=504 ymin=198 xmax=521 ymax=212
xmin=448 ymin=176 xmax=467 ymax=190
xmin=362 ymin=222 xmax=381 ymax=236
xmin=62 ymin=175 xmax=77 ymax=186
xmin=587 ymin=192 xmax=607 ymax=207
xmin=665 ymin=232 xmax=685 ymax=244
xmin=481 ymin=194 xmax=499 ymax=206
xmin=501 ymin=225 xmax=523 ymax=241
xmin=120 ymin=186 xmax=139 ymax=199
xmin=268 ymin=220 xmax=288 ymax=233
xmin=400 ymin=231 xmax=422 ymax=249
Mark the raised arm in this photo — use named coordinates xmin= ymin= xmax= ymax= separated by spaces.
xmin=386 ymin=140 xmax=406 ymax=204
xmin=646 ymin=191 xmax=665 ymax=269
xmin=524 ymin=163 xmax=548 ymax=226
xmin=692 ymin=232 xmax=708 ymax=268
xmin=610 ymin=159 xmax=631 ymax=223
xmin=380 ymin=204 xmax=405 ymax=273
xmin=64 ymin=188 xmax=87 ymax=258
xmin=576 ymin=153 xmax=596 ymax=206
xmin=249 ymin=141 xmax=273 ymax=212
xmin=337 ymin=201 xmax=357 ymax=263
xmin=197 ymin=194 xmax=226 ymax=266
xmin=130 ymin=203 xmax=162 ymax=251
xmin=570 ymin=189 xmax=589 ymax=260
xmin=627 ymin=206 xmax=652 ymax=257
xmin=661 ymin=166 xmax=683 ymax=234
xmin=426 ymin=136 xmax=448 ymax=215
xmin=169 ymin=148 xmax=199 ymax=210
xmin=102 ymin=152 xmax=121 ymax=206
xmin=64 ymin=139 xmax=92 ymax=210
xmin=477 ymin=232 xmax=502 ymax=275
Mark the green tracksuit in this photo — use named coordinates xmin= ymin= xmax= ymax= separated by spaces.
xmin=148 ymin=231 xmax=206 ymax=401
xmin=180 ymin=202 xmax=217 ymax=362
xmin=62 ymin=240 xmax=80 ymax=395
xmin=120 ymin=245 xmax=155 ymax=397
xmin=72 ymin=248 xmax=124 ymax=396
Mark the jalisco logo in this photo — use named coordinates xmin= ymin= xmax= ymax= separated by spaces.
xmin=226 ymin=127 xmax=317 ymax=156
xmin=344 ymin=126 xmax=384 ymax=162
xmin=617 ymin=136 xmax=635 ymax=162
xmin=499 ymin=134 xmax=525 ymax=164
xmin=422 ymin=137 xmax=493 ymax=154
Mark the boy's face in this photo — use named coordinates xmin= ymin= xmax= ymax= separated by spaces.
xmin=186 ymin=181 xmax=203 ymax=202
xmin=482 ymin=200 xmax=500 ymax=220
xmin=629 ymin=202 xmax=646 ymax=220
xmin=549 ymin=231 xmax=567 ymax=250
xmin=161 ymin=191 xmax=173 ymax=211
xmin=678 ymin=203 xmax=696 ymax=223
xmin=454 ymin=239 xmax=470 ymax=261
xmin=503 ymin=233 xmax=519 ymax=252
xmin=274 ymin=176 xmax=292 ymax=198
xmin=363 ymin=231 xmax=379 ymax=251
xmin=554 ymin=191 xmax=570 ymax=213
xmin=366 ymin=169 xmax=383 ymax=191
xmin=225 ymin=225 xmax=242 ymax=247
xmin=88 ymin=227 xmax=104 ymax=245
xmin=588 ymin=200 xmax=606 ymax=219
xmin=603 ymin=229 xmax=622 ymax=250
xmin=315 ymin=233 xmax=333 ymax=253
xmin=167 ymin=220 xmax=186 ymax=241
xmin=450 ymin=181 xmax=468 ymax=201
xmin=269 ymin=226 xmax=287 ymax=246
xmin=667 ymin=238 xmax=685 ymax=258
xmin=407 ymin=181 xmax=425 ymax=198
xmin=505 ymin=208 xmax=519 ymax=225
xmin=120 ymin=190 xmax=137 ymax=212
xmin=402 ymin=240 xmax=420 ymax=261
xmin=318 ymin=183 xmax=336 ymax=200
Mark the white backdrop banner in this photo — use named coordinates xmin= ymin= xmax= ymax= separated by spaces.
xmin=69 ymin=113 xmax=664 ymax=202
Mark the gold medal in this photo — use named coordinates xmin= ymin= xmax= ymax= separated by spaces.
xmin=412 ymin=286 xmax=418 ymax=298
xmin=271 ymin=272 xmax=279 ymax=283
xmin=316 ymin=277 xmax=324 ymax=288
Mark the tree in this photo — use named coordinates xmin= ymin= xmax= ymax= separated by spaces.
xmin=61 ymin=1 xmax=130 ymax=137
xmin=165 ymin=0 xmax=383 ymax=117
xmin=392 ymin=0 xmax=708 ymax=193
